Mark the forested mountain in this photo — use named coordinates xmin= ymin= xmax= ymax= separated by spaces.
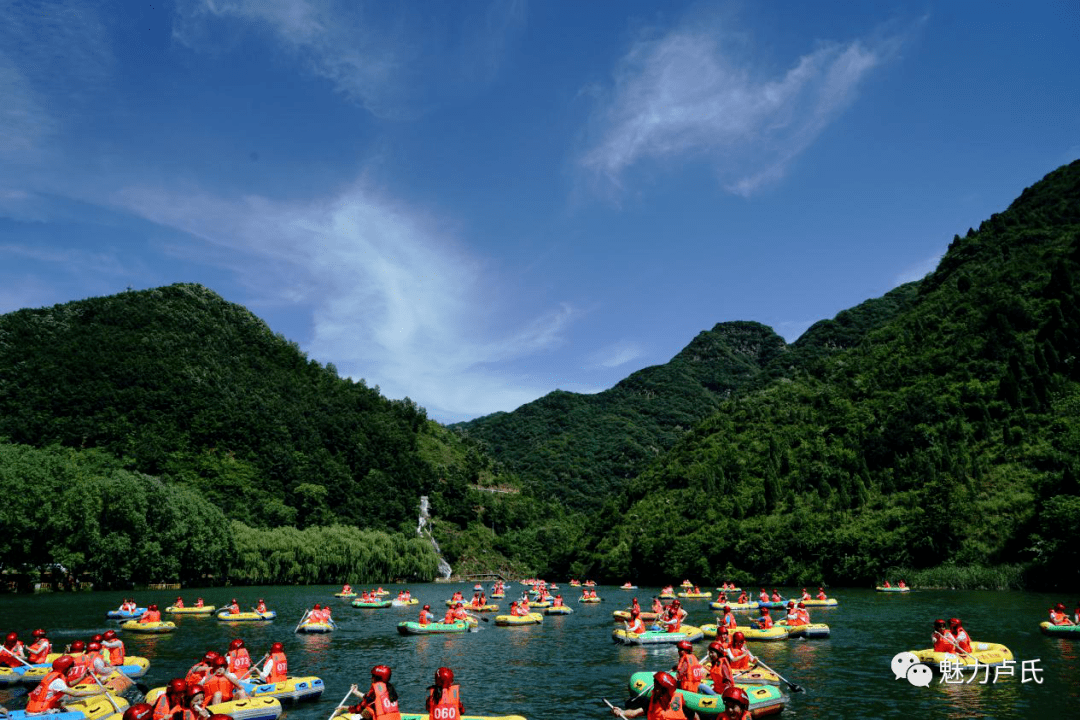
xmin=565 ymin=160 xmax=1080 ymax=589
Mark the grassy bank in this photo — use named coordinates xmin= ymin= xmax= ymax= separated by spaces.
xmin=887 ymin=564 xmax=1028 ymax=590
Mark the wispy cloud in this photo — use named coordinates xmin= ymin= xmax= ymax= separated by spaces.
xmin=173 ymin=0 xmax=526 ymax=119
xmin=894 ymin=251 xmax=943 ymax=286
xmin=580 ymin=15 xmax=900 ymax=197
xmin=589 ymin=340 xmax=644 ymax=369
xmin=115 ymin=181 xmax=571 ymax=419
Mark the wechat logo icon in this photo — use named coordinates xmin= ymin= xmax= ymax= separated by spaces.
xmin=891 ymin=652 xmax=932 ymax=687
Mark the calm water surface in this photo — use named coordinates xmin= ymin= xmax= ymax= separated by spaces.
xmin=1 ymin=585 xmax=1076 ymax=720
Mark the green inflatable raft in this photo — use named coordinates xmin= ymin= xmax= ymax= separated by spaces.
xmin=397 ymin=620 xmax=472 ymax=635
xmin=351 ymin=600 xmax=392 ymax=608
xmin=628 ymin=672 xmax=786 ymax=717
xmin=612 ymin=625 xmax=704 ymax=645
xmin=1040 ymin=621 xmax=1080 ymax=637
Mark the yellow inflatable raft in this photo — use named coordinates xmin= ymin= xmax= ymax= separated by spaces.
xmin=494 ymin=613 xmax=543 ymax=626
xmin=167 ymin=605 xmax=216 ymax=614
xmin=913 ymin=641 xmax=1013 ymax=670
xmin=120 ymin=620 xmax=176 ymax=633
xmin=677 ymin=592 xmax=712 ymax=599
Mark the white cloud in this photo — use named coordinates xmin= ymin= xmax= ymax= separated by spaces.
xmin=589 ymin=340 xmax=644 ymax=369
xmin=894 ymin=251 xmax=943 ymax=287
xmin=173 ymin=0 xmax=525 ymax=119
xmin=581 ymin=18 xmax=896 ymax=196
xmin=115 ymin=181 xmax=572 ymax=419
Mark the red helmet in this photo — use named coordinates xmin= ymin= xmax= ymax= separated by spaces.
xmin=186 ymin=684 xmax=205 ymax=699
xmin=71 ymin=640 xmax=86 ymax=652
xmin=212 ymin=655 xmax=228 ymax=668
xmin=52 ymin=655 xmax=75 ymax=673
xmin=270 ymin=642 xmax=284 ymax=653
xmin=371 ymin=665 xmax=392 ymax=682
xmin=88 ymin=642 xmax=102 ymax=651
xmin=423 ymin=604 xmax=431 ymax=610
xmin=122 ymin=704 xmax=153 ymax=720
xmin=91 ymin=634 xmax=103 ymax=643
xmin=630 ymin=609 xmax=640 ymax=617
xmin=797 ymin=602 xmax=806 ymax=608
xmin=32 ymin=629 xmax=47 ymax=638
xmin=149 ymin=604 xmax=158 ymax=611
xmin=313 ymin=604 xmax=321 ymax=610
xmin=103 ymin=630 xmax=117 ymax=640
xmin=723 ymin=605 xmax=731 ymax=611
xmin=708 ymin=641 xmax=724 ymax=653
xmin=168 ymin=678 xmax=188 ymax=696
xmin=721 ymin=686 xmax=749 ymax=709
xmin=203 ymin=651 xmax=220 ymax=664
xmin=732 ymin=631 xmax=746 ymax=644
xmin=258 ymin=599 xmax=264 ymax=603
xmin=676 ymin=640 xmax=693 ymax=652
xmin=231 ymin=598 xmax=238 ymax=604
xmin=1055 ymin=603 xmax=1066 ymax=611
xmin=934 ymin=619 xmax=947 ymax=629
xmin=435 ymin=667 xmax=454 ymax=688
xmin=949 ymin=618 xmax=960 ymax=626
xmin=229 ymin=638 xmax=244 ymax=650
xmin=653 ymin=671 xmax=677 ymax=692
xmin=717 ymin=624 xmax=730 ymax=634
xmin=4 ymin=632 xmax=17 ymax=645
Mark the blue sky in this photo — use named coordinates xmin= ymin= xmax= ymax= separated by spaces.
xmin=1 ymin=1 xmax=1077 ymax=422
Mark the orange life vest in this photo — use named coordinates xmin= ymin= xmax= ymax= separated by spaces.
xmin=141 ymin=610 xmax=162 ymax=623
xmin=26 ymin=670 xmax=67 ymax=712
xmin=266 ymin=651 xmax=288 ymax=682
xmin=370 ymin=681 xmax=402 ymax=720
xmin=153 ymin=693 xmax=193 ymax=720
xmin=1050 ymin=610 xmax=1071 ymax=626
xmin=185 ymin=666 xmax=209 ymax=688
xmin=0 ymin=644 xmax=24 ymax=668
xmin=28 ymin=638 xmax=51 ymax=664
xmin=627 ymin=618 xmax=646 ymax=634
xmin=227 ymin=648 xmax=251 ymax=675
xmin=204 ymin=672 xmax=235 ymax=702
xmin=427 ymin=684 xmax=462 ymax=720
xmin=795 ymin=610 xmax=811 ymax=626
xmin=229 ymin=603 xmax=240 ymax=615
xmin=103 ymin=639 xmax=125 ymax=665
xmin=816 ymin=591 xmax=827 ymax=600
xmin=707 ymin=658 xmax=733 ymax=692
xmin=676 ymin=654 xmax=706 ymax=691
xmin=757 ymin=614 xmax=773 ymax=629
xmin=727 ymin=646 xmax=752 ymax=670
xmin=646 ymin=691 xmax=686 ymax=720
xmin=953 ymin=628 xmax=972 ymax=653
xmin=933 ymin=630 xmax=958 ymax=653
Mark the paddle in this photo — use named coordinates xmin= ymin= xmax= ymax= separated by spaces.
xmin=326 ymin=688 xmax=354 ymax=720
xmin=293 ymin=610 xmax=311 ymax=633
xmin=238 ymin=654 xmax=269 ymax=682
xmin=752 ymin=657 xmax=804 ymax=693
xmin=601 ymin=698 xmax=627 ymax=718
xmin=87 ymin=670 xmax=123 ymax=715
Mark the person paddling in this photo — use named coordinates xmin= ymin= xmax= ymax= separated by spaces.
xmin=139 ymin=604 xmax=162 ymax=624
xmin=932 ymin=619 xmax=959 ymax=652
xmin=1049 ymin=603 xmax=1075 ymax=626
xmin=949 ymin=618 xmax=972 ymax=653
xmin=418 ymin=604 xmax=435 ymax=626
xmin=608 ymin=671 xmax=685 ymax=719
xmin=673 ymin=640 xmax=706 ymax=692
xmin=333 ymin=665 xmax=402 ymax=720
xmin=203 ymin=655 xmax=248 ymax=704
xmin=816 ymin=587 xmax=828 ymax=601
xmin=0 ymin=633 xmax=26 ymax=668
xmin=225 ymin=639 xmax=251 ymax=677
xmin=753 ymin=607 xmax=774 ymax=630
xmin=426 ymin=667 xmax=464 ymax=720
xmin=624 ymin=609 xmax=647 ymax=635
xmin=153 ymin=679 xmax=193 ymax=720
xmin=25 ymin=656 xmax=106 ymax=713
xmin=726 ymin=632 xmax=757 ymax=671
xmin=27 ymin=629 xmax=51 ymax=664
xmin=254 ymin=642 xmax=287 ymax=683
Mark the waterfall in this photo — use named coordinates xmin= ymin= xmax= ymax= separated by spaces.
xmin=418 ymin=496 xmax=453 ymax=579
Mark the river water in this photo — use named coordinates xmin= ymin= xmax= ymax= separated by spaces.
xmin=1 ymin=585 xmax=1076 ymax=720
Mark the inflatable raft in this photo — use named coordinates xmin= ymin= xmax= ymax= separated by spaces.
xmin=351 ymin=600 xmax=392 ymax=608
xmin=709 ymin=601 xmax=757 ymax=611
xmin=677 ymin=592 xmax=712 ymax=599
xmin=1039 ymin=621 xmax=1080 ymax=637
xmin=529 ymin=600 xmax=553 ymax=608
xmin=612 ymin=611 xmax=659 ymax=622
xmin=545 ymin=605 xmax=573 ymax=615
xmin=366 ymin=714 xmax=526 ymax=720
xmin=612 ymin=625 xmax=704 ymax=645
xmin=207 ymin=697 xmax=283 ymax=720
xmin=701 ymin=625 xmax=787 ymax=642
xmin=755 ymin=600 xmax=789 ymax=609
xmin=577 ymin=597 xmax=600 ymax=604
xmin=6 ymin=695 xmax=129 ymax=720
xmin=120 ymin=620 xmax=176 ymax=633
xmin=392 ymin=598 xmax=419 ymax=606
xmin=167 ymin=605 xmax=216 ymax=614
xmin=779 ymin=622 xmax=831 ymax=639
xmin=913 ymin=641 xmax=1014 ymax=670
xmin=800 ymin=598 xmax=838 ymax=607
xmin=732 ymin=667 xmax=782 ymax=686
xmin=620 ymin=584 xmax=638 ymax=590
xmin=876 ymin=586 xmax=910 ymax=592
xmin=494 ymin=613 xmax=544 ymax=626
xmin=397 ymin=620 xmax=472 ymax=635
xmin=216 ymin=611 xmax=277 ymax=622
xmin=333 ymin=592 xmax=357 ymax=598
xmin=295 ymin=621 xmax=334 ymax=633
xmin=149 ymin=677 xmax=324 ymax=704
xmin=106 ymin=608 xmax=146 ymax=619
xmin=628 ymin=672 xmax=785 ymax=717
xmin=490 ymin=593 xmax=505 ymax=599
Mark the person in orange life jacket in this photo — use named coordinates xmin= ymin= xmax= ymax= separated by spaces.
xmin=186 ymin=652 xmax=219 ymax=687
xmin=418 ymin=605 xmax=435 ymax=626
xmin=140 ymin=604 xmax=162 ymax=623
xmin=624 ymin=609 xmax=647 ymax=635
xmin=725 ymin=632 xmax=757 ymax=671
xmin=718 ymin=605 xmax=737 ymax=630
xmin=27 ymin=629 xmax=52 ymax=664
xmin=174 ymin=597 xmax=185 ymax=609
xmin=697 ymin=641 xmax=735 ymax=697
xmin=816 ymin=587 xmax=828 ymax=601
xmin=736 ymin=591 xmax=748 ymax=604
xmin=101 ymin=629 xmax=125 ymax=665
xmin=758 ymin=589 xmax=769 ymax=603
xmin=225 ymin=638 xmax=251 ymax=677
xmin=254 ymin=642 xmax=287 ymax=684
xmin=334 ymin=665 xmax=401 ymax=720
xmin=932 ymin=619 xmax=960 ymax=653
xmin=673 ymin=640 xmax=706 ymax=692
xmin=712 ymin=624 xmax=732 ymax=652
xmin=794 ymin=603 xmax=811 ymax=626
xmin=84 ymin=641 xmax=130 ymax=690
xmin=61 ymin=640 xmax=89 ymax=686
xmin=898 ymin=580 xmax=907 ymax=589
xmin=753 ymin=607 xmax=774 ymax=630
xmin=25 ymin=656 xmax=106 ymax=713
xmin=228 ymin=599 xmax=240 ymax=615
xmin=608 ymin=670 xmax=685 ymax=719
xmin=510 ymin=601 xmax=530 ymax=617
xmin=883 ymin=580 xmax=892 ymax=588
xmin=426 ymin=667 xmax=464 ymax=720
xmin=185 ymin=683 xmax=211 ymax=720
xmin=342 ymin=584 xmax=352 ymax=594
xmin=716 ymin=592 xmax=727 ymax=604
xmin=801 ymin=588 xmax=811 ymax=601
xmin=1049 ymin=603 xmax=1075 ymax=626
xmin=552 ymin=595 xmax=565 ymax=607
xmin=631 ymin=597 xmax=641 ymax=613
xmin=195 ymin=598 xmax=205 ymax=608
xmin=153 ymin=678 xmax=194 ymax=720
xmin=255 ymin=599 xmax=268 ymax=614
xmin=0 ymin=633 xmax=25 ymax=668
xmin=657 ymin=605 xmax=680 ymax=633
xmin=652 ymin=597 xmax=664 ymax=616
xmin=948 ymin=619 xmax=972 ymax=653
xmin=203 ymin=655 xmax=248 ymax=704
xmin=783 ymin=601 xmax=798 ymax=624
xmin=770 ymin=589 xmax=782 ymax=603
xmin=719 ymin=686 xmax=751 ymax=720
